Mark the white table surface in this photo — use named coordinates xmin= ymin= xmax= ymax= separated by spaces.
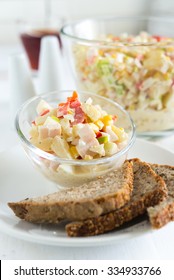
xmin=1 ymin=45 xmax=174 ymax=260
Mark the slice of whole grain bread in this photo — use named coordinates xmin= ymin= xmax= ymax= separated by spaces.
xmin=8 ymin=161 xmax=133 ymax=222
xmin=147 ymin=164 xmax=174 ymax=229
xmin=66 ymin=159 xmax=167 ymax=237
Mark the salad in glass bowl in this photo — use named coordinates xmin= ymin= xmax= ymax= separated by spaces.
xmin=61 ymin=16 xmax=174 ymax=135
xmin=15 ymin=90 xmax=135 ymax=188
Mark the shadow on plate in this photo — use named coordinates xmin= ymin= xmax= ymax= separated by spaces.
xmin=1 ymin=212 xmax=150 ymax=239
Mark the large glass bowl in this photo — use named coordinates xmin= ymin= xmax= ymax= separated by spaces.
xmin=15 ymin=90 xmax=135 ymax=189
xmin=61 ymin=16 xmax=174 ymax=137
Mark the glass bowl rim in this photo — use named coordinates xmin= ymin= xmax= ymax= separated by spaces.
xmin=15 ymin=90 xmax=136 ymax=166
xmin=60 ymin=15 xmax=174 ymax=47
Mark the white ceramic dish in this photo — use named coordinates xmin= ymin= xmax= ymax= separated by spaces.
xmin=0 ymin=139 xmax=174 ymax=247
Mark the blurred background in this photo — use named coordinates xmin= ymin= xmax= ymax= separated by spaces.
xmin=0 ymin=0 xmax=173 ymax=100
xmin=1 ymin=0 xmax=172 ymax=44
xmin=0 ymin=0 xmax=173 ymax=69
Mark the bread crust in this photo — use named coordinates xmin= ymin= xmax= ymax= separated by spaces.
xmin=148 ymin=198 xmax=174 ymax=229
xmin=8 ymin=161 xmax=133 ymax=222
xmin=148 ymin=164 xmax=174 ymax=229
xmin=66 ymin=159 xmax=167 ymax=237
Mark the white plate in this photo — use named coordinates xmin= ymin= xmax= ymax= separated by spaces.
xmin=0 ymin=139 xmax=174 ymax=247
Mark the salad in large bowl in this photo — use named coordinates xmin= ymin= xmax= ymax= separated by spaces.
xmin=61 ymin=16 xmax=174 ymax=135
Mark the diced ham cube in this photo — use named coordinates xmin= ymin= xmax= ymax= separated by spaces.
xmin=72 ymin=106 xmax=85 ymax=125
xmin=48 ymin=124 xmax=61 ymax=138
xmin=35 ymin=114 xmax=49 ymax=126
xmin=90 ymin=144 xmax=105 ymax=157
xmin=51 ymin=136 xmax=72 ymax=159
xmin=57 ymin=102 xmax=69 ymax=117
xmin=38 ymin=123 xmax=61 ymax=140
xmin=70 ymin=99 xmax=81 ymax=109
xmin=77 ymin=124 xmax=99 ymax=146
xmin=76 ymin=124 xmax=100 ymax=158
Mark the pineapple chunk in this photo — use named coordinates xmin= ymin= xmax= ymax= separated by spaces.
xmin=106 ymin=126 xmax=118 ymax=141
xmin=38 ymin=126 xmax=49 ymax=140
xmin=31 ymin=137 xmax=53 ymax=152
xmin=111 ymin=126 xmax=127 ymax=142
xmin=30 ymin=125 xmax=38 ymax=138
xmin=81 ymin=103 xmax=101 ymax=121
xmin=59 ymin=118 xmax=72 ymax=136
xmin=35 ymin=114 xmax=49 ymax=126
xmin=51 ymin=136 xmax=72 ymax=159
xmin=70 ymin=145 xmax=79 ymax=159
xmin=94 ymin=120 xmax=104 ymax=130
xmin=143 ymin=50 xmax=166 ymax=70
xmin=90 ymin=144 xmax=105 ymax=156
xmin=162 ymin=89 xmax=174 ymax=108
xmin=104 ymin=142 xmax=118 ymax=156
xmin=88 ymin=123 xmax=99 ymax=133
xmin=84 ymin=155 xmax=93 ymax=160
xmin=72 ymin=124 xmax=83 ymax=137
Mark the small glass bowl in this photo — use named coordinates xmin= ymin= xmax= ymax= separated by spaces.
xmin=61 ymin=16 xmax=174 ymax=137
xmin=15 ymin=90 xmax=135 ymax=188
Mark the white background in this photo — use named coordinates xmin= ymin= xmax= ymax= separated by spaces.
xmin=1 ymin=0 xmax=174 ymax=260
xmin=1 ymin=0 xmax=174 ymax=43
xmin=0 ymin=0 xmax=158 ymax=43
xmin=1 ymin=260 xmax=174 ymax=280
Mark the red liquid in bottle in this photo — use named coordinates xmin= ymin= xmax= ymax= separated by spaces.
xmin=20 ymin=29 xmax=62 ymax=70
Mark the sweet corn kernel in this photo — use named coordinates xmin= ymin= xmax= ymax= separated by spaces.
xmin=100 ymin=115 xmax=113 ymax=127
xmin=84 ymin=155 xmax=93 ymax=160
xmin=164 ymin=73 xmax=170 ymax=80
xmin=111 ymin=53 xmax=116 ymax=58
xmin=70 ymin=146 xmax=79 ymax=159
xmin=99 ymin=49 xmax=104 ymax=56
